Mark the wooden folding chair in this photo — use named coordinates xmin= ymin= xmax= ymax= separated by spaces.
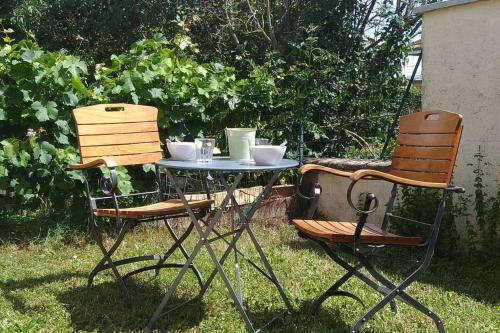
xmin=292 ymin=110 xmax=464 ymax=332
xmin=67 ymin=103 xmax=213 ymax=297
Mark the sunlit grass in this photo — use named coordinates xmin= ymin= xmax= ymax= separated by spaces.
xmin=0 ymin=220 xmax=498 ymax=332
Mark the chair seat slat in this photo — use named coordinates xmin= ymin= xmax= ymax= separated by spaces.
xmin=293 ymin=219 xmax=422 ymax=246
xmin=95 ymin=199 xmax=214 ymax=219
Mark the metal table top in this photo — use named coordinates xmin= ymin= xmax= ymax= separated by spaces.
xmin=156 ymin=157 xmax=299 ymax=172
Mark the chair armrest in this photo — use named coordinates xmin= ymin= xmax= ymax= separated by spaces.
xmin=350 ymin=169 xmax=448 ymax=189
xmin=68 ymin=158 xmax=118 ymax=170
xmin=298 ymin=164 xmax=353 ymax=178
xmin=68 ymin=158 xmax=119 ymax=195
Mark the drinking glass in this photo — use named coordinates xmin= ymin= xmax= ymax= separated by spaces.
xmin=195 ymin=138 xmax=215 ymax=163
xmin=255 ymin=138 xmax=270 ymax=145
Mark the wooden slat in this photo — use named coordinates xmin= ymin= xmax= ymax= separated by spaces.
xmin=393 ymin=146 xmax=452 ymax=160
xmin=79 ymin=132 xmax=160 ymax=146
xmin=292 ymin=219 xmax=422 ymax=246
xmin=389 ymin=169 xmax=448 ymax=183
xmin=352 ymin=169 xmax=448 ymax=188
xmin=81 ymin=142 xmax=161 ymax=157
xmin=391 ymin=158 xmax=450 ymax=173
xmin=445 ymin=125 xmax=464 ymax=183
xmin=73 ymin=103 xmax=157 ymax=124
xmin=396 ymin=133 xmax=456 ymax=147
xmin=399 ymin=110 xmax=462 ymax=134
xmin=81 ymin=152 xmax=163 ymax=166
xmin=77 ymin=122 xmax=158 ymax=135
xmin=95 ymin=199 xmax=214 ymax=218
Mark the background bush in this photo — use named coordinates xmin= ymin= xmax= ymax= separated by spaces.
xmin=0 ymin=34 xmax=280 ymax=219
xmin=2 ymin=0 xmax=418 ymax=157
xmin=1 ymin=1 xmax=422 ymax=230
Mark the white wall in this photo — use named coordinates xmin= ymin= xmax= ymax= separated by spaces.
xmin=422 ymin=0 xmax=500 ymax=194
xmin=420 ymin=0 xmax=500 ymax=237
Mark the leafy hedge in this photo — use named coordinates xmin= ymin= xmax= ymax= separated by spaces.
xmin=0 ymin=34 xmax=277 ymax=218
xmin=0 ymin=38 xmax=87 ymax=215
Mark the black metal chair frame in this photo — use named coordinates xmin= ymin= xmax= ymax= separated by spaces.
xmin=296 ymin=175 xmax=465 ymax=333
xmin=71 ymin=164 xmax=208 ymax=298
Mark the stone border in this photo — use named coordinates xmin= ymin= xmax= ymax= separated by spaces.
xmin=304 ymin=157 xmax=391 ymax=172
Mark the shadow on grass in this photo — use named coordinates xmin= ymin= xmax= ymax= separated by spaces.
xmin=286 ymin=235 xmax=500 ymax=306
xmin=0 ymin=212 xmax=86 ymax=244
xmin=0 ymin=271 xmax=87 ymax=314
xmin=0 ymin=268 xmax=206 ymax=331
xmin=58 ymin=280 xmax=206 ymax=332
xmin=248 ymin=299 xmax=351 ymax=333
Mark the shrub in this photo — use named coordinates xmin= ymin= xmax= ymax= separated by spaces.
xmin=0 ymin=38 xmax=89 ymax=216
xmin=0 ymin=34 xmax=277 ymax=221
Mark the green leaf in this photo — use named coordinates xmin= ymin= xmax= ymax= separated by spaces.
xmin=19 ymin=150 xmax=31 ymax=167
xmin=62 ymin=57 xmax=88 ymax=76
xmin=21 ymin=89 xmax=33 ymax=102
xmin=197 ymin=87 xmax=209 ymax=98
xmin=21 ymin=49 xmax=43 ymax=63
xmin=121 ymin=73 xmax=135 ymax=93
xmin=63 ymin=91 xmax=79 ymax=106
xmin=36 ymin=168 xmax=51 ymax=178
xmin=40 ymin=141 xmax=57 ymax=155
xmin=46 ymin=101 xmax=58 ymax=119
xmin=56 ymin=133 xmax=69 ymax=145
xmin=111 ymin=85 xmax=122 ymax=94
xmin=131 ymin=92 xmax=139 ymax=104
xmin=0 ymin=108 xmax=5 ymax=121
xmin=32 ymin=101 xmax=48 ymax=122
xmin=0 ymin=165 xmax=8 ymax=177
xmin=55 ymin=120 xmax=71 ymax=134
xmin=142 ymin=164 xmax=155 ymax=173
xmin=39 ymin=151 xmax=52 ymax=164
xmin=149 ymin=88 xmax=164 ymax=100
xmin=71 ymin=76 xmax=87 ymax=94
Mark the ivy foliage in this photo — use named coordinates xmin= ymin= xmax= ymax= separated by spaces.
xmin=0 ymin=38 xmax=88 ymax=213
xmin=0 ymin=34 xmax=278 ymax=216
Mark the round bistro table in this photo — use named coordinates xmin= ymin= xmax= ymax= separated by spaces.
xmin=146 ymin=157 xmax=299 ymax=332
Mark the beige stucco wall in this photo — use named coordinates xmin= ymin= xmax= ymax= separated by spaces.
xmin=422 ymin=0 xmax=500 ymax=193
xmin=421 ymin=0 xmax=500 ymax=233
xmin=315 ymin=174 xmax=392 ymax=226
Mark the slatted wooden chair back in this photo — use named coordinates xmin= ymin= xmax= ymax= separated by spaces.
xmin=390 ymin=110 xmax=463 ymax=184
xmin=72 ymin=103 xmax=162 ymax=166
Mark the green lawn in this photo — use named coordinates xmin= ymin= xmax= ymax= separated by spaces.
xmin=0 ymin=220 xmax=498 ymax=333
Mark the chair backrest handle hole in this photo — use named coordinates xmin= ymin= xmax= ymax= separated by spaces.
xmin=425 ymin=114 xmax=440 ymax=121
xmin=105 ymin=107 xmax=125 ymax=112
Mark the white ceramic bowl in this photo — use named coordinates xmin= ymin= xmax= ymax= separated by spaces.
xmin=250 ymin=145 xmax=286 ymax=166
xmin=166 ymin=142 xmax=196 ymax=161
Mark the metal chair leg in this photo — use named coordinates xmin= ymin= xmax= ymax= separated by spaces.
xmin=88 ymin=218 xmax=131 ymax=297
xmin=350 ymin=286 xmax=400 ymax=333
xmin=311 ymin=268 xmax=365 ymax=314
xmin=354 ymin=251 xmax=445 ymax=333
xmin=154 ymin=219 xmax=205 ymax=288
xmin=308 ymin=236 xmax=397 ymax=312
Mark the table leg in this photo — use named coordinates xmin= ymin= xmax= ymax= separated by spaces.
xmin=222 ymin=171 xmax=292 ymax=311
xmin=197 ymin=171 xmax=291 ymax=331
xmin=231 ymin=190 xmax=244 ymax=305
xmin=145 ymin=170 xmax=243 ymax=331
